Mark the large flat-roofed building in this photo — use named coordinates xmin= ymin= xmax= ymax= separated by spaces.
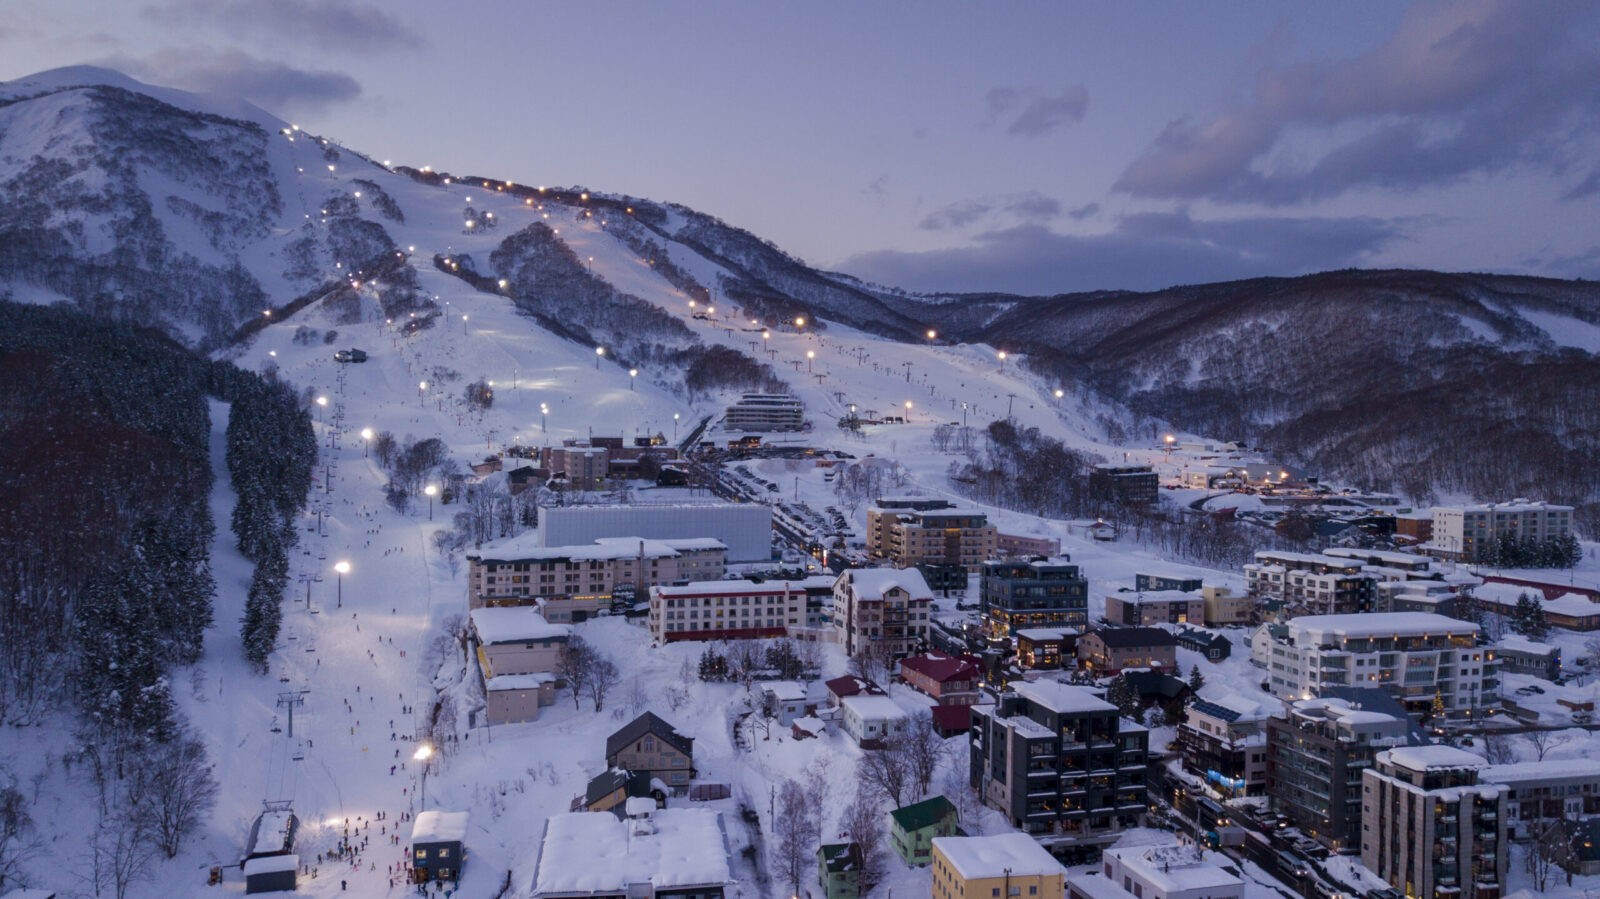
xmin=1432 ymin=500 xmax=1574 ymax=562
xmin=1088 ymin=464 xmax=1158 ymax=505
xmin=539 ymin=503 xmax=772 ymax=563
xmin=933 ymin=834 xmax=1066 ymax=899
xmin=1361 ymin=746 xmax=1508 ymax=899
xmin=867 ymin=504 xmax=997 ymax=573
xmin=1479 ymin=759 xmax=1600 ymax=840
xmin=1104 ymin=590 xmax=1204 ymax=627
xmin=1094 ymin=842 xmax=1244 ymax=899
xmin=970 ymin=681 xmax=1148 ymax=858
xmin=980 ymin=558 xmax=1088 ymax=639
xmin=648 ymin=576 xmax=836 ymax=643
xmin=723 ymin=393 xmax=804 ymax=431
xmin=466 ymin=535 xmax=728 ymax=610
xmin=531 ymin=807 xmax=729 ymax=899
xmin=1244 ymin=551 xmax=1374 ymax=615
xmin=1265 ymin=694 xmax=1417 ymax=852
xmin=1258 ymin=612 xmax=1495 ymax=716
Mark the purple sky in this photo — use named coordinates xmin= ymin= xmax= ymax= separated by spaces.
xmin=5 ymin=0 xmax=1598 ymax=295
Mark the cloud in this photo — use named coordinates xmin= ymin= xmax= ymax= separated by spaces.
xmin=919 ymin=191 xmax=1061 ymax=231
xmin=842 ymin=212 xmax=1403 ymax=295
xmin=862 ymin=174 xmax=890 ymax=206
xmin=107 ymin=48 xmax=360 ymax=114
xmin=1564 ymin=168 xmax=1600 ymax=201
xmin=143 ymin=0 xmax=421 ymax=52
xmin=1115 ymin=1 xmax=1600 ymax=205
xmin=1067 ymin=202 xmax=1101 ymax=221
xmin=985 ymin=84 xmax=1089 ymax=136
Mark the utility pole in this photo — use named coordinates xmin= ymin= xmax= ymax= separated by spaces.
xmin=1006 ymin=393 xmax=1017 ymax=418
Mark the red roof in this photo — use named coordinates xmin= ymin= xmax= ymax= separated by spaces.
xmin=899 ymin=651 xmax=980 ymax=684
xmin=825 ymin=675 xmax=882 ymax=698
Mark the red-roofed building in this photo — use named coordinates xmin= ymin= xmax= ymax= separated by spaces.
xmin=930 ymin=704 xmax=974 ymax=737
xmin=825 ymin=675 xmax=884 ymax=707
xmin=899 ymin=651 xmax=982 ymax=705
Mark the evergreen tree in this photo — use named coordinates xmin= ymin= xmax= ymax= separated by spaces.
xmin=1106 ymin=674 xmax=1140 ymax=719
xmin=1188 ymin=664 xmax=1206 ymax=694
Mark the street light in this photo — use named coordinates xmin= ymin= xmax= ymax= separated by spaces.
xmin=360 ymin=427 xmax=373 ymax=457
xmin=926 ymin=329 xmax=937 ymax=342
xmin=806 ymin=350 xmax=815 ymax=372
xmin=595 ymin=346 xmax=605 ymax=369
xmin=541 ymin=403 xmax=549 ymax=433
xmin=424 ymin=483 xmax=438 ymax=520
xmin=629 ymin=368 xmax=638 ymax=390
xmin=794 ymin=316 xmax=806 ymax=329
xmin=1054 ymin=389 xmax=1065 ymax=399
xmin=414 ymin=743 xmax=435 ymax=810
xmin=418 ymin=380 xmax=428 ymax=406
xmin=673 ymin=412 xmax=680 ymax=442
xmin=334 ymin=560 xmax=349 ymax=608
xmin=904 ymin=400 xmax=913 ymax=422
xmin=997 ymin=350 xmax=1007 ymax=371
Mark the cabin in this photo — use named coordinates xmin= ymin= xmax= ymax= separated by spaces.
xmin=410 ymin=810 xmax=468 ymax=884
xmin=606 ymin=712 xmax=695 ymax=790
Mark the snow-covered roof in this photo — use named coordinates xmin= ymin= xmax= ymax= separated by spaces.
xmin=1474 ymin=583 xmax=1600 ymax=618
xmin=625 ymin=797 xmax=656 ymax=817
xmin=412 ymin=810 xmax=469 ymax=844
xmin=471 ymin=607 xmax=571 ymax=644
xmin=1060 ymin=874 xmax=1134 ymax=899
xmin=470 ymin=535 xmax=726 ymax=563
xmin=1292 ymin=697 xmax=1406 ymax=727
xmin=843 ymin=567 xmax=932 ymax=601
xmin=761 ymin=681 xmax=807 ymax=701
xmin=1103 ymin=843 xmax=1243 ymax=894
xmin=1495 ymin=635 xmax=1556 ymax=656
xmin=1190 ymin=693 xmax=1271 ymax=723
xmin=1011 ymin=680 xmax=1116 ymax=715
xmin=934 ymin=833 xmax=1063 ymax=879
xmin=243 ymin=854 xmax=299 ymax=876
xmin=1015 ymin=628 xmax=1075 ymax=641
xmin=1110 ymin=589 xmax=1198 ymax=605
xmin=532 ymin=808 xmax=729 ymax=895
xmin=486 ymin=673 xmax=557 ymax=691
xmin=249 ymin=810 xmax=294 ymax=856
xmin=1286 ymin=612 xmax=1478 ymax=642
xmin=1481 ymin=759 xmax=1600 ymax=785
xmin=654 ymin=576 xmax=836 ymax=599
xmin=1382 ymin=745 xmax=1487 ymax=772
xmin=840 ymin=694 xmax=909 ymax=721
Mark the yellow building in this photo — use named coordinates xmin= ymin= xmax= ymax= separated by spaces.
xmin=932 ymin=834 xmax=1065 ymax=899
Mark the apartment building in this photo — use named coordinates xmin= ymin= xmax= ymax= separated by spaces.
xmin=970 ymin=681 xmax=1148 ymax=859
xmin=1177 ymin=695 xmax=1272 ymax=797
xmin=1432 ymin=500 xmax=1574 ymax=562
xmin=932 ymin=834 xmax=1066 ymax=899
xmin=1492 ymin=635 xmax=1560 ymax=680
xmin=1104 ymin=590 xmax=1204 ymax=627
xmin=980 ymin=558 xmax=1089 ymax=640
xmin=1202 ymin=586 xmax=1254 ymax=627
xmin=1244 ymin=551 xmax=1375 ymax=615
xmin=833 ymin=568 xmax=933 ymax=658
xmin=538 ymin=502 xmax=772 ymax=563
xmin=1361 ymin=746 xmax=1508 ymax=899
xmin=1257 ymin=612 xmax=1495 ymax=717
xmin=1077 ymin=627 xmax=1177 ymax=675
xmin=723 ymin=393 xmax=804 ymax=431
xmin=1088 ymin=464 xmax=1158 ymax=505
xmin=1265 ymin=693 xmax=1417 ymax=852
xmin=468 ymin=607 xmax=571 ymax=725
xmin=1479 ymin=759 xmax=1600 ymax=840
xmin=648 ymin=575 xmax=836 ymax=643
xmin=466 ymin=536 xmax=727 ymax=609
xmin=545 ymin=444 xmax=610 ymax=490
xmin=867 ymin=504 xmax=997 ymax=573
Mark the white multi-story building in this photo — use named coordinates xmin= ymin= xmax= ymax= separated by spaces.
xmin=466 ymin=535 xmax=727 ymax=609
xmin=647 ymin=576 xmax=837 ymax=644
xmin=1257 ymin=612 xmax=1496 ymax=717
xmin=1090 ymin=842 xmax=1244 ymax=899
xmin=1432 ymin=500 xmax=1574 ymax=561
xmin=538 ymin=502 xmax=772 ymax=562
xmin=832 ymin=568 xmax=933 ymax=657
xmin=1361 ymin=746 xmax=1508 ymax=899
xmin=1245 ymin=550 xmax=1375 ymax=615
xmin=723 ymin=393 xmax=804 ymax=431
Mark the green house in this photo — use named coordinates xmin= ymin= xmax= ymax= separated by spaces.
xmin=817 ymin=842 xmax=863 ymax=899
xmin=889 ymin=795 xmax=959 ymax=866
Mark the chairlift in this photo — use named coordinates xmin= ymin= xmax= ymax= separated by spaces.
xmin=292 ymin=748 xmax=305 ymax=761
xmin=279 ymin=676 xmax=290 ymax=684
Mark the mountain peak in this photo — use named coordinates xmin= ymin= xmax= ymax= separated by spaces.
xmin=2 ymin=64 xmax=286 ymax=131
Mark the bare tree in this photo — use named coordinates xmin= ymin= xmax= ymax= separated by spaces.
xmin=848 ymin=641 xmax=890 ymax=688
xmin=772 ymin=778 xmax=821 ymax=896
xmin=1481 ymin=732 xmax=1516 ymax=766
xmin=1528 ymin=729 xmax=1567 ymax=761
xmin=857 ymin=736 xmax=914 ymax=808
xmin=89 ymin=808 xmax=154 ymax=899
xmin=0 ymin=773 xmax=38 ymax=893
xmin=839 ymin=781 xmax=887 ymax=894
xmin=1524 ymin=819 xmax=1563 ymax=892
xmin=587 ymin=653 xmax=619 ymax=713
xmin=560 ymin=637 xmax=594 ymax=710
xmin=941 ymin=765 xmax=984 ymax=836
xmin=126 ymin=729 xmax=218 ymax=858
xmin=372 ymin=430 xmax=398 ymax=469
xmin=902 ymin=712 xmax=952 ymax=801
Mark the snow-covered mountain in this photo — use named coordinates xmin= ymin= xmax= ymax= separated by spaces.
xmin=2 ymin=66 xmax=1597 ymax=515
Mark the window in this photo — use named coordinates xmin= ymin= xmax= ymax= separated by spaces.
xmin=439 ymin=848 xmax=450 ymax=858
xmin=415 ymin=849 xmax=426 ymax=861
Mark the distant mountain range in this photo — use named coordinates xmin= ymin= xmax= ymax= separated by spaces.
xmin=2 ymin=67 xmax=1595 ymax=526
